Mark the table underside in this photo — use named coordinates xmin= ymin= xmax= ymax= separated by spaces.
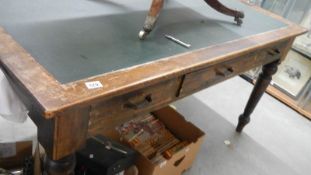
xmin=0 ymin=0 xmax=286 ymax=83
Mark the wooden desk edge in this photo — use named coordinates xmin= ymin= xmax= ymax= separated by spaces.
xmin=0 ymin=3 xmax=307 ymax=118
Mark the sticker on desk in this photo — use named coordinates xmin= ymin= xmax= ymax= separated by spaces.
xmin=85 ymin=81 xmax=103 ymax=89
xmin=0 ymin=143 xmax=16 ymax=158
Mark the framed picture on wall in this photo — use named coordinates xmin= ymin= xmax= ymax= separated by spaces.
xmin=271 ymin=50 xmax=311 ymax=98
xmin=297 ymin=79 xmax=311 ymax=107
xmin=261 ymin=0 xmax=291 ymax=16
xmin=293 ymin=9 xmax=311 ymax=58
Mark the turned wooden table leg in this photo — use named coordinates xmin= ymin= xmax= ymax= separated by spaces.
xmin=28 ymin=107 xmax=89 ymax=174
xmin=43 ymin=154 xmax=76 ymax=175
xmin=139 ymin=0 xmax=164 ymax=40
xmin=204 ymin=0 xmax=244 ymax=25
xmin=236 ymin=60 xmax=279 ymax=132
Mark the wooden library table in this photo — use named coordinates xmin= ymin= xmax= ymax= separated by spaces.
xmin=0 ymin=0 xmax=305 ymax=174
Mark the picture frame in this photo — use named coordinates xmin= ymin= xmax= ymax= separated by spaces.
xmin=297 ymin=79 xmax=311 ymax=107
xmin=271 ymin=50 xmax=311 ymax=99
xmin=261 ymin=0 xmax=291 ymax=16
xmin=293 ymin=9 xmax=311 ymax=58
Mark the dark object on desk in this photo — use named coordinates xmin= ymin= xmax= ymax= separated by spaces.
xmin=138 ymin=0 xmax=244 ymax=39
xmin=75 ymin=135 xmax=137 ymax=175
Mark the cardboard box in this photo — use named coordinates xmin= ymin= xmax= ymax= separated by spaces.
xmin=134 ymin=106 xmax=205 ymax=175
xmin=92 ymin=106 xmax=205 ymax=175
xmin=0 ymin=141 xmax=32 ymax=170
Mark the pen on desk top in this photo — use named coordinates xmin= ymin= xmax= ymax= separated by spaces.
xmin=164 ymin=34 xmax=191 ymax=48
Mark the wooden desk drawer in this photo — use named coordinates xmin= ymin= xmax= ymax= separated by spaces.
xmin=179 ymin=48 xmax=280 ymax=97
xmin=88 ymin=78 xmax=181 ymax=135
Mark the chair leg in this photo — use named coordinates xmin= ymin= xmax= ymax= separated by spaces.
xmin=139 ymin=0 xmax=164 ymax=40
xmin=203 ymin=0 xmax=244 ymax=25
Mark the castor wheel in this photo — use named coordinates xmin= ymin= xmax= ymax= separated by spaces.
xmin=234 ymin=11 xmax=244 ymax=26
xmin=138 ymin=30 xmax=149 ymax=40
xmin=235 ymin=17 xmax=243 ymax=26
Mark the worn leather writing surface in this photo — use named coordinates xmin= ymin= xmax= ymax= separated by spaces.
xmin=0 ymin=0 xmax=286 ymax=83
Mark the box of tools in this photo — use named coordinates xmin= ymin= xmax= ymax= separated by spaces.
xmin=116 ymin=106 xmax=205 ymax=175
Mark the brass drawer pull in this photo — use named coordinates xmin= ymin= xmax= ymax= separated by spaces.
xmin=216 ymin=67 xmax=234 ymax=77
xmin=267 ymin=48 xmax=280 ymax=56
xmin=124 ymin=94 xmax=153 ymax=110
